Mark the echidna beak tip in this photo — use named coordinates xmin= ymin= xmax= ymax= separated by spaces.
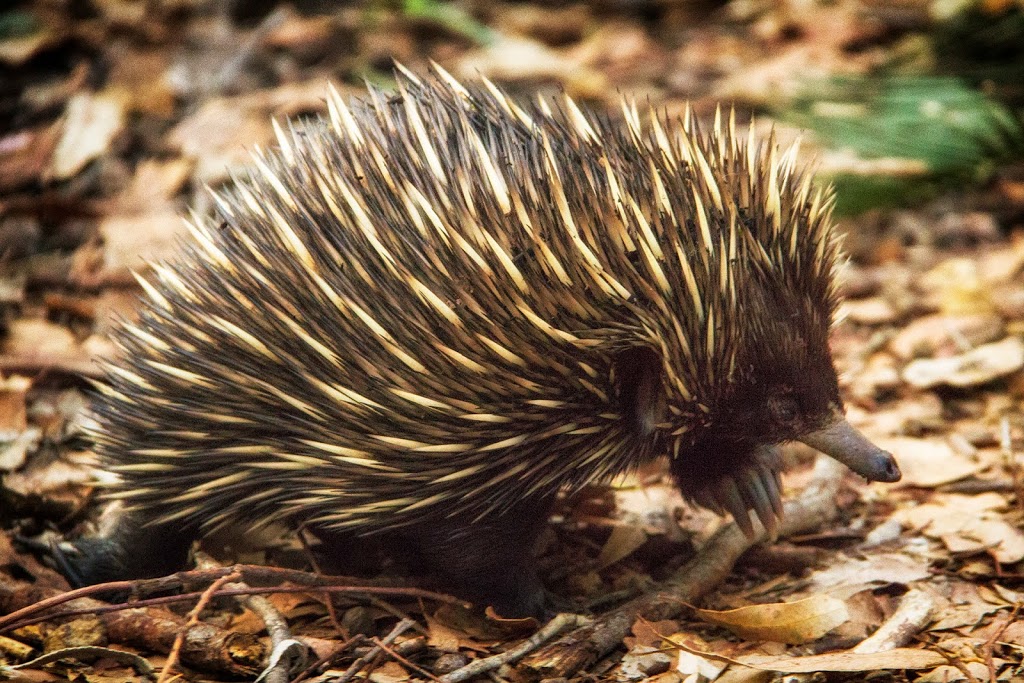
xmin=871 ymin=450 xmax=902 ymax=483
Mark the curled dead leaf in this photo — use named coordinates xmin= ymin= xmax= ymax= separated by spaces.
xmin=696 ymin=595 xmax=850 ymax=645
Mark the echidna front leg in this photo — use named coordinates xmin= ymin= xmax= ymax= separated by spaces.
xmin=409 ymin=497 xmax=555 ymax=618
xmin=676 ymin=444 xmax=785 ymax=539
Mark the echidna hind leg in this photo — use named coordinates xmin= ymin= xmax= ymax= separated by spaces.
xmin=305 ymin=528 xmax=395 ymax=577
xmin=55 ymin=514 xmax=194 ymax=586
xmin=410 ymin=497 xmax=555 ymax=618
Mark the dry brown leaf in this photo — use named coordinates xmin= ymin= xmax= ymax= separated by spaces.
xmin=696 ymin=595 xmax=850 ymax=645
xmin=627 ymin=619 xmax=681 ymax=650
xmin=105 ymin=48 xmax=176 ymax=117
xmin=0 ymin=375 xmax=30 ymax=435
xmin=0 ymin=125 xmax=60 ymax=192
xmin=424 ymin=612 xmax=468 ymax=653
xmin=367 ymin=660 xmax=408 ymax=683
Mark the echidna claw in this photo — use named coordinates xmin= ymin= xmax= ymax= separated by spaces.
xmin=686 ymin=445 xmax=785 ymax=540
xmin=741 ymin=468 xmax=777 ymax=539
xmin=764 ymin=468 xmax=784 ymax=518
xmin=718 ymin=477 xmax=755 ymax=538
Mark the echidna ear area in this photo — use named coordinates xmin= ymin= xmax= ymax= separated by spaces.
xmin=94 ymin=62 xmax=842 ymax=534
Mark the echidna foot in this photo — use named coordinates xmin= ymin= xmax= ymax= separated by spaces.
xmin=685 ymin=445 xmax=784 ymax=539
xmin=38 ymin=515 xmax=194 ymax=587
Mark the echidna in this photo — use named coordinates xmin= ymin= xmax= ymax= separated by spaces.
xmin=59 ymin=64 xmax=900 ymax=618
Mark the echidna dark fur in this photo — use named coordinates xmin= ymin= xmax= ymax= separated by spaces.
xmin=60 ymin=63 xmax=900 ymax=617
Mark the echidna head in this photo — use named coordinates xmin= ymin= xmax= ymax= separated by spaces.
xmin=735 ymin=277 xmax=899 ymax=483
xmin=654 ymin=278 xmax=900 ymax=536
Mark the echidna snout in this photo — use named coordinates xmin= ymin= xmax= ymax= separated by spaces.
xmin=799 ymin=416 xmax=902 ymax=483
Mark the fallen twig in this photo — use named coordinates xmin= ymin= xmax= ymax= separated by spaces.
xmin=157 ymin=570 xmax=241 ymax=683
xmin=336 ymin=618 xmax=415 ymax=683
xmin=852 ymin=589 xmax=936 ymax=654
xmin=439 ymin=613 xmax=591 ymax=683
xmin=518 ymin=457 xmax=847 ymax=679
xmin=0 ymin=565 xmax=464 ymax=634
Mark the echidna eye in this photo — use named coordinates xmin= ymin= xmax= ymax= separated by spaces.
xmin=770 ymin=396 xmax=799 ymax=424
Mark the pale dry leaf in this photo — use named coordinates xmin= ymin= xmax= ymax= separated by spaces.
xmin=916 ymin=661 xmax=1007 ymax=682
xmin=696 ymin=595 xmax=850 ymax=645
xmin=893 ymin=494 xmax=1024 ymax=564
xmin=873 ymin=437 xmax=980 ymax=487
xmin=2 ymin=457 xmax=95 ymax=498
xmin=865 ymin=394 xmax=944 ymax=437
xmin=0 ymin=428 xmax=40 ymax=472
xmin=456 ymin=34 xmax=607 ymax=99
xmin=0 ymin=28 xmax=61 ymax=65
xmin=2 ymin=319 xmax=81 ymax=361
xmin=99 ymin=211 xmax=188 ymax=280
xmin=735 ymin=648 xmax=945 ymax=673
xmin=977 ymin=240 xmax=1024 ymax=285
xmin=598 ymin=524 xmax=648 ymax=569
xmin=928 ymin=584 xmax=1005 ymax=631
xmin=116 ymin=158 xmax=194 ymax=212
xmin=919 ymin=258 xmax=996 ymax=316
xmin=619 ymin=645 xmax=673 ymax=680
xmin=613 ymin=483 xmax=681 ymax=534
xmin=889 ymin=314 xmax=1005 ymax=360
xmin=712 ymin=45 xmax=836 ymax=106
xmin=713 ymin=667 xmax=773 ymax=683
xmin=837 ymin=298 xmax=898 ymax=326
xmin=806 ymin=553 xmax=932 ymax=597
xmin=984 ymin=584 xmax=1023 ymax=605
xmin=676 ymin=648 xmax=726 ymax=681
xmin=167 ymin=97 xmax=275 ymax=185
xmin=903 ymin=337 xmax=1024 ymax=389
xmin=50 ymin=91 xmax=126 ymax=180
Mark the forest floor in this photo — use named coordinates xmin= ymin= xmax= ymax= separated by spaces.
xmin=1 ymin=0 xmax=1024 ymax=681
